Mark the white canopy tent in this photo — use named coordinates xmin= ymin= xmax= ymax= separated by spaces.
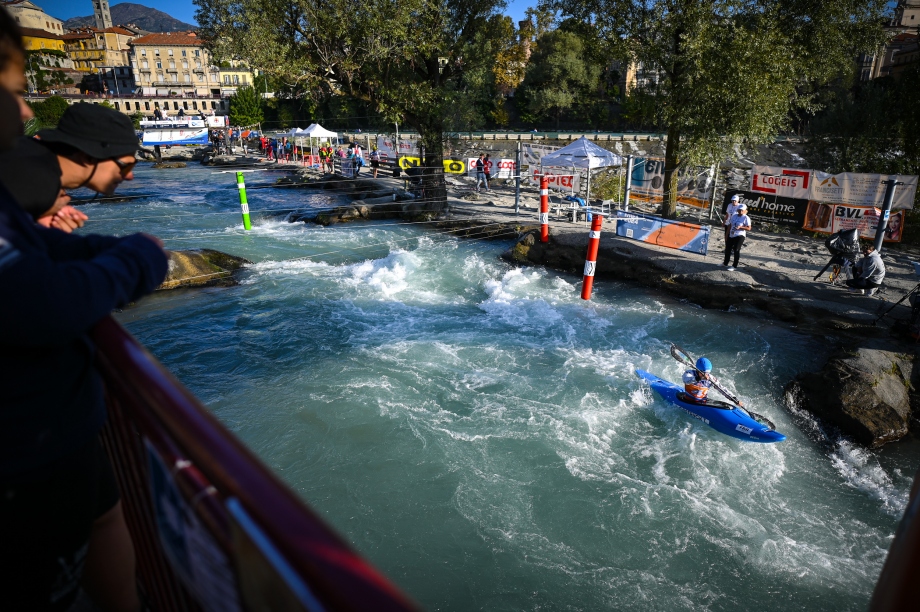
xmin=296 ymin=124 xmax=339 ymax=166
xmin=540 ymin=137 xmax=623 ymax=203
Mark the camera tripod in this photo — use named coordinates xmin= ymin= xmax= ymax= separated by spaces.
xmin=874 ymin=282 xmax=920 ymax=326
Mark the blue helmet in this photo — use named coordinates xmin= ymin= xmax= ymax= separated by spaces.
xmin=696 ymin=357 xmax=712 ymax=372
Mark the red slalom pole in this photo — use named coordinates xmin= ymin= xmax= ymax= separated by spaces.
xmin=539 ymin=176 xmax=549 ymax=242
xmin=581 ymin=214 xmax=604 ymax=300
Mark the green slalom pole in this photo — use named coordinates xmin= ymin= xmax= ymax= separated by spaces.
xmin=236 ymin=171 xmax=252 ymax=230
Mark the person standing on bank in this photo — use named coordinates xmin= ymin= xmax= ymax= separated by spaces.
xmin=370 ymin=145 xmax=380 ymax=178
xmin=483 ymin=154 xmax=493 ymax=191
xmin=475 ymin=154 xmax=487 ymax=192
xmin=847 ymin=244 xmax=886 ymax=296
xmin=723 ymin=202 xmax=751 ymax=271
xmin=724 ymin=194 xmax=741 ymax=242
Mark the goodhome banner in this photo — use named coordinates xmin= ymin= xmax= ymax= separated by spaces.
xmin=615 ymin=211 xmax=710 ymax=255
xmin=630 ymin=158 xmax=716 ymax=209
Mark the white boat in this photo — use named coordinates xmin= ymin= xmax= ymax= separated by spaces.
xmin=140 ymin=116 xmax=228 ymax=146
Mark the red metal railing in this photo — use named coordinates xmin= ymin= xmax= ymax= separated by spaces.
xmin=92 ymin=316 xmax=418 ymax=612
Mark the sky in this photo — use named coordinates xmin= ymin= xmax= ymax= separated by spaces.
xmin=35 ymin=0 xmax=533 ymax=27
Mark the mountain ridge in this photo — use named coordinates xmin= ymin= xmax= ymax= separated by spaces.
xmin=62 ymin=2 xmax=195 ymax=32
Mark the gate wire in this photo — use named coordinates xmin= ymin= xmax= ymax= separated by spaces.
xmin=155 ymin=219 xmax=526 ymax=287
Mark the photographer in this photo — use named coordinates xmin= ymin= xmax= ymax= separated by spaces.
xmin=847 ymin=244 xmax=886 ymax=296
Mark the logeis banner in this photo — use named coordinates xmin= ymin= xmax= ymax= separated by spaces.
xmin=750 ymin=165 xmax=918 ymax=209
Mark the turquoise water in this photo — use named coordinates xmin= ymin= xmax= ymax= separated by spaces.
xmin=82 ymin=165 xmax=914 ymax=610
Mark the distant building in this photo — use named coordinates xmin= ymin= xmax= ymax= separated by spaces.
xmin=20 ymin=26 xmax=64 ymax=53
xmin=129 ymin=31 xmax=219 ymax=96
xmin=1 ymin=0 xmax=64 ymax=34
xmin=859 ymin=1 xmax=920 ymax=81
xmin=217 ymin=59 xmax=256 ymax=96
xmin=92 ymin=0 xmax=113 ymax=30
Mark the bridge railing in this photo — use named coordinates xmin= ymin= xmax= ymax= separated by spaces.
xmin=92 ymin=316 xmax=417 ymax=612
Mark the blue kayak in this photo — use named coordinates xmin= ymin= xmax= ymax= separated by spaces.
xmin=636 ymin=369 xmax=786 ymax=443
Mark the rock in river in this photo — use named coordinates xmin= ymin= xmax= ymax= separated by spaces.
xmin=785 ymin=348 xmax=918 ymax=447
xmin=160 ymin=249 xmax=250 ymax=290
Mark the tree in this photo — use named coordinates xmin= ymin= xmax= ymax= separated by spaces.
xmin=516 ymin=29 xmax=603 ymax=128
xmin=195 ymin=0 xmax=504 ymax=206
xmin=806 ymin=65 xmax=920 ymax=176
xmin=27 ymin=95 xmax=69 ymax=127
xmin=543 ymin=0 xmax=889 ymax=218
xmin=229 ymin=85 xmax=264 ymax=126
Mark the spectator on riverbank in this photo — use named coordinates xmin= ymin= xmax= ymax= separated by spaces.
xmin=723 ymin=202 xmax=751 ymax=271
xmin=847 ymin=244 xmax=886 ymax=296
xmin=484 ymin=154 xmax=493 ymax=187
xmin=0 ymin=8 xmax=166 ymax=611
xmin=475 ymin=154 xmax=488 ymax=192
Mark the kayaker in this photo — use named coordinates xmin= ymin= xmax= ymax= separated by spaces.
xmin=682 ymin=357 xmax=714 ymax=403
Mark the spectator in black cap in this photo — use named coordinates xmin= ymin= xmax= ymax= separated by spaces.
xmin=0 ymin=137 xmax=71 ymax=221
xmin=37 ymin=102 xmax=140 ymax=197
xmin=0 ymin=8 xmax=164 ymax=611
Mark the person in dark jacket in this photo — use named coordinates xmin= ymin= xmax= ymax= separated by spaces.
xmin=0 ymin=9 xmax=167 ymax=611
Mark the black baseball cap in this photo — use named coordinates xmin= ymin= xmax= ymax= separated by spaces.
xmin=0 ymin=137 xmax=62 ymax=219
xmin=37 ymin=103 xmax=139 ymax=160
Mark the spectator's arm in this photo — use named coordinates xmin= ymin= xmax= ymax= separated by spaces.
xmin=35 ymin=225 xmax=123 ymax=260
xmin=0 ymin=234 xmax=168 ymax=346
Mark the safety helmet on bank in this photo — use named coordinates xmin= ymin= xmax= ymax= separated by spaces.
xmin=731 ymin=194 xmax=741 ymax=202
xmin=696 ymin=357 xmax=713 ymax=372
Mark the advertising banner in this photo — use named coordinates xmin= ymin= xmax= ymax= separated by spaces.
xmin=443 ymin=159 xmax=466 ymax=174
xmin=467 ymin=158 xmax=516 ymax=178
xmin=811 ymin=171 xmax=917 ymax=210
xmin=495 ymin=159 xmax=517 ymax=179
xmin=615 ymin=211 xmax=710 ymax=255
xmin=630 ymin=158 xmax=716 ymax=209
xmin=723 ymin=189 xmax=808 ymax=227
xmin=377 ymin=136 xmax=419 ymax=159
xmin=529 ymin=167 xmax=580 ymax=192
xmin=802 ymin=201 xmax=905 ymax=242
xmin=522 ymin=144 xmax=557 ymax=167
xmin=749 ymin=165 xmax=812 ymax=199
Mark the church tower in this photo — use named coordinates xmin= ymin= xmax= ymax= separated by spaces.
xmin=93 ymin=0 xmax=113 ymax=30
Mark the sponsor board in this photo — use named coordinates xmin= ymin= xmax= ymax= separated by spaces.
xmin=723 ymin=189 xmax=807 ymax=227
xmin=630 ymin=158 xmax=716 ymax=209
xmin=812 ymin=170 xmax=917 ymax=210
xmin=615 ymin=210 xmax=710 ymax=255
xmin=749 ymin=165 xmax=811 ymax=199
xmin=467 ymin=158 xmax=516 ymax=178
xmin=751 ymin=165 xmax=918 ymax=209
xmin=522 ymin=144 xmax=558 ymax=167
xmin=529 ymin=167 xmax=580 ymax=192
xmin=802 ymin=202 xmax=905 ymax=242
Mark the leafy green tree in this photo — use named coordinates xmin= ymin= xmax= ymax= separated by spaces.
xmin=130 ymin=110 xmax=145 ymax=129
xmin=229 ymin=85 xmax=264 ymax=126
xmin=195 ymin=0 xmax=504 ymax=204
xmin=516 ymin=29 xmax=603 ymax=128
xmin=806 ymin=65 xmax=920 ymax=176
xmin=27 ymin=95 xmax=69 ymax=127
xmin=543 ymin=0 xmax=889 ymax=218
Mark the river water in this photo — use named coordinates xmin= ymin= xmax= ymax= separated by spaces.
xmin=81 ymin=164 xmax=915 ymax=610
